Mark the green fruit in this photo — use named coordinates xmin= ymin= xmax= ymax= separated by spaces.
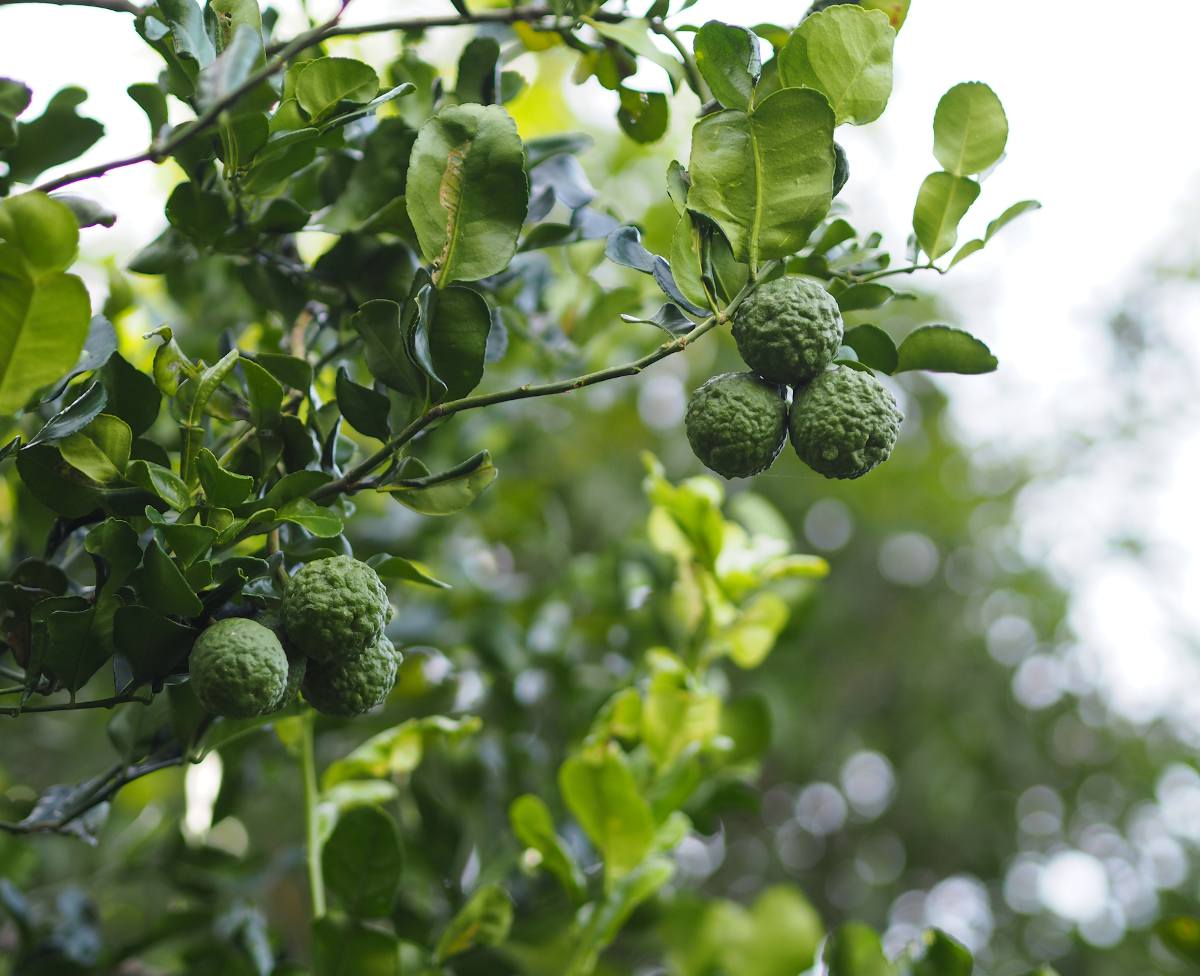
xmin=302 ymin=634 xmax=401 ymax=717
xmin=281 ymin=556 xmax=391 ymax=664
xmin=685 ymin=372 xmax=788 ymax=480
xmin=271 ymin=651 xmax=307 ymax=711
xmin=788 ymin=366 xmax=902 ymax=479
xmin=189 ymin=618 xmax=290 ymax=719
xmin=732 ymin=276 xmax=844 ymax=385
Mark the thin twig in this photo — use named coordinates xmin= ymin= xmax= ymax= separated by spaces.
xmin=0 ymin=0 xmax=141 ymax=13
xmin=31 ymin=5 xmax=353 ymax=194
xmin=311 ymin=265 xmax=774 ymax=503
xmin=650 ymin=17 xmax=709 ymax=102
xmin=0 ymin=693 xmax=150 ymax=716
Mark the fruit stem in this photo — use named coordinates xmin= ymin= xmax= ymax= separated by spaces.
xmin=299 ymin=712 xmax=326 ymax=918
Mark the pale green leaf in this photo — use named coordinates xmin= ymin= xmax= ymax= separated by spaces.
xmin=932 ymin=81 xmax=1008 ymax=177
xmin=912 ymin=172 xmax=980 ymax=259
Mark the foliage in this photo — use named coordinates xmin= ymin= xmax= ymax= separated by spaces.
xmin=0 ymin=0 xmax=1055 ymax=973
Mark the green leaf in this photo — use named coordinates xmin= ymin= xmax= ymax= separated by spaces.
xmin=197 ymin=24 xmax=261 ymax=110
xmin=585 ymin=18 xmax=686 ymax=89
xmin=240 ymin=357 xmax=283 ymax=430
xmin=406 ymin=103 xmax=529 ymax=286
xmin=779 ymin=5 xmax=895 ymax=125
xmin=114 ymin=605 xmax=196 ymax=682
xmin=642 ymin=661 xmax=721 ymax=766
xmin=27 ymin=380 xmax=106 ymax=446
xmin=843 ymin=324 xmax=898 ymax=373
xmin=509 ymin=794 xmax=586 ymax=901
xmin=134 ymin=539 xmax=203 ymax=617
xmin=165 ymin=181 xmax=229 ymax=245
xmin=912 ymin=172 xmax=980 ymax=260
xmin=322 ymin=715 xmax=482 ymax=789
xmin=15 ymin=444 xmax=104 ymax=517
xmin=694 ymin=22 xmax=761 ymax=111
xmin=434 ymin=884 xmax=513 ymax=962
xmin=2 ymin=87 xmax=104 ymax=187
xmin=1157 ymin=916 xmax=1200 ymax=965
xmin=427 ymin=285 xmax=491 ymax=401
xmin=127 ymin=460 xmax=192 ymax=510
xmin=686 ymin=87 xmax=835 ymax=269
xmin=932 ymin=82 xmax=1008 ymax=177
xmin=456 ymin=37 xmax=501 ymax=105
xmin=296 ymin=57 xmax=378 ymax=121
xmin=155 ymin=520 xmax=217 ymax=566
xmin=336 ymin=367 xmax=391 ymax=441
xmin=894 ymin=325 xmax=997 ymax=374
xmin=836 ymin=283 xmax=894 ymax=312
xmin=565 ymin=857 xmax=674 ymax=976
xmin=380 ymin=451 xmax=498 ymax=516
xmin=157 ymin=0 xmax=215 ymax=69
xmin=712 ymin=591 xmax=790 ymax=668
xmin=616 ymin=87 xmax=669 ymax=143
xmin=985 ymin=199 xmax=1040 ymax=239
xmin=323 ymin=805 xmax=404 ymax=919
xmin=352 ymin=299 xmax=425 ymax=398
xmin=54 ymin=194 xmax=116 ymax=229
xmin=366 ymin=554 xmax=450 ymax=589
xmin=276 ymin=498 xmax=343 ymax=537
xmin=905 ymin=930 xmax=973 ymax=976
xmin=196 ymin=448 xmax=252 ymax=507
xmin=824 ymin=922 xmax=897 ymax=976
xmin=669 ymin=215 xmax=712 ymax=312
xmin=0 ymin=79 xmax=31 ymax=149
xmin=59 ymin=414 xmax=131 ymax=483
xmin=181 ymin=349 xmax=239 ymax=482
xmin=254 ymin=352 xmax=312 ymax=390
xmin=37 ymin=602 xmax=106 ymax=694
xmin=559 ymin=745 xmax=655 ymax=882
xmin=127 ymin=82 xmax=168 ymax=139
xmin=0 ymin=194 xmax=91 ymax=414
xmin=311 ymin=917 xmax=400 ymax=976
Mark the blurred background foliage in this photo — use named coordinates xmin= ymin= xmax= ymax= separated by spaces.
xmin=2 ymin=6 xmax=1199 ymax=976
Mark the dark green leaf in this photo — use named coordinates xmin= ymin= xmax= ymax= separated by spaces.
xmin=275 ymin=498 xmax=343 ymax=537
xmin=311 ymin=917 xmax=400 ymax=976
xmin=54 ymin=195 xmax=117 ymax=229
xmin=1156 ymin=916 xmax=1200 ymax=965
xmin=114 ymin=605 xmax=196 ymax=682
xmin=28 ymin=381 xmax=107 ymax=446
xmin=457 ymin=37 xmax=501 ymax=104
xmin=241 ymin=357 xmax=283 ymax=430
xmin=617 ymin=87 xmax=668 ymax=143
xmin=296 ymin=57 xmax=378 ymax=122
xmin=352 ymin=299 xmax=425 ymax=398
xmin=620 ymin=303 xmax=695 ymax=336
xmin=126 ymin=460 xmax=192 ymax=510
xmin=823 ymin=922 xmax=897 ymax=976
xmin=894 ymin=325 xmax=997 ymax=374
xmin=694 ymin=21 xmax=761 ymax=111
xmin=254 ymin=352 xmax=312 ymax=390
xmin=427 ymin=285 xmax=491 ymax=401
xmin=323 ymin=805 xmax=404 ymax=919
xmin=366 ymin=554 xmax=451 ymax=589
xmin=134 ymin=539 xmax=203 ymax=617
xmin=336 ymin=367 xmax=391 ymax=441
xmin=2 ymin=87 xmax=104 ymax=187
xmin=103 ymin=352 xmax=161 ymax=435
xmin=127 ymin=82 xmax=168 ymax=139
xmin=905 ymin=929 xmax=973 ymax=976
xmin=836 ymin=283 xmax=894 ymax=311
xmin=843 ymin=324 xmax=898 ymax=373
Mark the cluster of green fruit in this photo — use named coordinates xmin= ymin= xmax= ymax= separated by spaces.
xmin=188 ymin=556 xmax=398 ymax=719
xmin=685 ymin=276 xmax=903 ymax=481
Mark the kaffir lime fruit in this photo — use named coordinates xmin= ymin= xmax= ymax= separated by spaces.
xmin=732 ymin=276 xmax=844 ymax=385
xmin=281 ymin=556 xmax=391 ymax=663
xmin=789 ymin=366 xmax=902 ymax=479
xmin=271 ymin=651 xmax=307 ymax=711
xmin=685 ymin=371 xmax=788 ymax=479
xmin=301 ymin=634 xmax=401 ymax=717
xmin=189 ymin=617 xmax=289 ymax=719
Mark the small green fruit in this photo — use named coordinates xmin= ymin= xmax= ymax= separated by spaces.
xmin=189 ymin=618 xmax=289 ymax=719
xmin=685 ymin=371 xmax=788 ymax=480
xmin=302 ymin=634 xmax=401 ymax=717
xmin=281 ymin=556 xmax=391 ymax=664
xmin=732 ymin=276 xmax=844 ymax=386
xmin=789 ymin=366 xmax=902 ymax=479
xmin=271 ymin=651 xmax=307 ymax=711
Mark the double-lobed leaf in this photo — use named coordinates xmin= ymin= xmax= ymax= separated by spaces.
xmin=687 ymin=87 xmax=835 ymax=270
xmin=780 ymin=5 xmax=895 ymax=125
xmin=406 ymin=103 xmax=529 ymax=286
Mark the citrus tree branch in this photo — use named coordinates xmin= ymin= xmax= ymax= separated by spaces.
xmin=31 ymin=5 xmax=352 ymax=194
xmin=0 ymin=0 xmax=142 ymax=12
xmin=650 ymin=17 xmax=709 ymax=102
xmin=312 ymin=265 xmax=775 ymax=503
xmin=0 ymin=692 xmax=150 ymax=716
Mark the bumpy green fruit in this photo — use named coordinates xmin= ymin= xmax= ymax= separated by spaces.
xmin=282 ymin=556 xmax=391 ymax=663
xmin=685 ymin=372 xmax=788 ymax=480
xmin=732 ymin=276 xmax=844 ymax=385
xmin=302 ymin=634 xmax=400 ymax=717
xmin=271 ymin=651 xmax=307 ymax=711
xmin=190 ymin=618 xmax=289 ymax=718
xmin=789 ymin=366 xmax=902 ymax=479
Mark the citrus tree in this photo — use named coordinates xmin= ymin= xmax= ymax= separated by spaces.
xmin=0 ymin=0 xmax=1054 ymax=972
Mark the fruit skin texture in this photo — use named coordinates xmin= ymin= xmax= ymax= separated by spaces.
xmin=190 ymin=618 xmax=290 ymax=718
xmin=789 ymin=366 xmax=902 ymax=479
xmin=281 ymin=556 xmax=391 ymax=663
xmin=685 ymin=372 xmax=788 ymax=480
xmin=271 ymin=652 xmax=307 ymax=711
xmin=732 ymin=276 xmax=844 ymax=385
xmin=302 ymin=634 xmax=400 ymax=717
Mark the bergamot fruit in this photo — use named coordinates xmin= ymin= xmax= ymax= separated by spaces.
xmin=685 ymin=371 xmax=788 ymax=479
xmin=189 ymin=617 xmax=289 ymax=718
xmin=271 ymin=650 xmax=307 ymax=711
xmin=301 ymin=634 xmax=400 ymax=717
xmin=732 ymin=276 xmax=844 ymax=385
xmin=281 ymin=556 xmax=391 ymax=663
xmin=789 ymin=366 xmax=902 ymax=479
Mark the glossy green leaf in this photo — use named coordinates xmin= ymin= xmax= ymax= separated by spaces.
xmin=254 ymin=352 xmax=311 ymax=390
xmin=322 ymin=715 xmax=482 ymax=789
xmin=912 ymin=172 xmax=980 ymax=259
xmin=296 ymin=57 xmax=378 ymax=122
xmin=427 ymin=285 xmax=491 ymax=401
xmin=196 ymin=448 xmax=252 ymax=507
xmin=509 ymin=794 xmax=586 ymax=900
xmin=127 ymin=460 xmax=192 ymax=510
xmin=276 ymin=498 xmax=343 ymax=537
xmin=37 ymin=602 xmax=106 ymax=693
xmin=240 ymin=357 xmax=283 ymax=430
xmin=933 ymin=82 xmax=1008 ymax=177
xmin=27 ymin=380 xmax=106 ymax=446
xmin=687 ymin=87 xmax=835 ymax=269
xmin=406 ymin=103 xmax=529 ymax=286
xmin=367 ymin=554 xmax=451 ymax=589
xmin=181 ymin=349 xmax=239 ymax=482
xmin=0 ymin=194 xmax=91 ymax=414
xmin=559 ymin=745 xmax=655 ymax=882
xmin=780 ymin=5 xmax=895 ymax=125
xmin=843 ymin=324 xmax=898 ymax=373
xmin=894 ymin=325 xmax=997 ymax=374
xmin=381 ymin=451 xmax=498 ymax=516
xmin=836 ymin=282 xmax=894 ymax=311
xmin=134 ymin=539 xmax=202 ymax=617
xmin=59 ymin=414 xmax=131 ymax=483
xmin=434 ymin=884 xmax=513 ymax=962
xmin=114 ymin=604 xmax=196 ymax=682
xmin=694 ymin=21 xmax=761 ymax=111
xmin=336 ymin=367 xmax=391 ymax=441
xmin=197 ymin=24 xmax=261 ymax=110
xmin=456 ymin=36 xmax=501 ymax=104
xmin=352 ymin=299 xmax=425 ymax=398
xmin=323 ymin=805 xmax=403 ymax=919
xmin=616 ymin=87 xmax=669 ymax=144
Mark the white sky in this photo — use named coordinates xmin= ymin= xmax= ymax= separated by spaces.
xmin=4 ymin=0 xmax=1199 ymax=733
